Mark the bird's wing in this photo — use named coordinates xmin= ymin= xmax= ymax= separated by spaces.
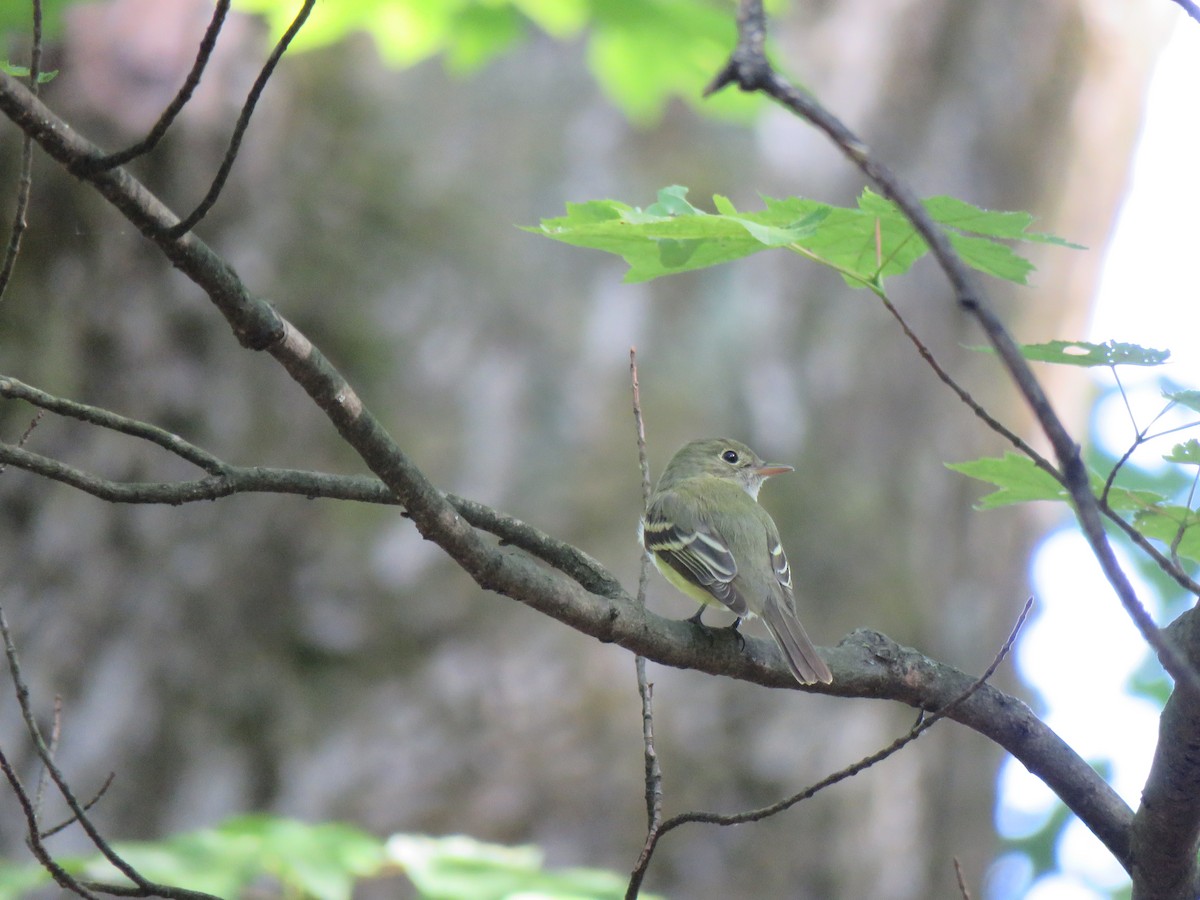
xmin=642 ymin=490 xmax=749 ymax=617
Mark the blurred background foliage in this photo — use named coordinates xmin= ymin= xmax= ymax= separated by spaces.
xmin=0 ymin=0 xmax=1175 ymax=897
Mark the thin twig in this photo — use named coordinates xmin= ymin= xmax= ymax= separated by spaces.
xmin=953 ymin=857 xmax=973 ymax=900
xmin=84 ymin=1 xmax=232 ymax=171
xmin=0 ymin=744 xmax=101 ymax=899
xmin=630 ymin=348 xmax=664 ymax=834
xmin=0 ymin=610 xmax=222 ymax=900
xmin=0 ymin=408 xmax=42 ymax=476
xmin=626 ymin=597 xmax=1033 ymax=897
xmin=876 ymin=292 xmax=1059 ymax=481
xmin=40 ymin=772 xmax=117 ymax=840
xmin=0 ymin=608 xmax=146 ymax=889
xmin=1 ymin=375 xmax=225 ymax=472
xmin=0 ymin=0 xmax=42 ymax=304
xmin=1170 ymin=467 xmax=1200 ymax=572
xmin=165 ymin=0 xmax=316 ymax=238
xmin=32 ymin=693 xmax=61 ymax=819
xmin=1101 ymin=368 xmax=1146 ymax=504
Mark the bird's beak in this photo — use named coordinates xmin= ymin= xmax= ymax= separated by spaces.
xmin=755 ymin=463 xmax=794 ymax=478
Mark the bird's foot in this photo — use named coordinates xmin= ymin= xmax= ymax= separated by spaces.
xmin=684 ymin=609 xmax=745 ymax=650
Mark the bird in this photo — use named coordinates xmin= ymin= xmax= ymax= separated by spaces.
xmin=640 ymin=438 xmax=833 ymax=685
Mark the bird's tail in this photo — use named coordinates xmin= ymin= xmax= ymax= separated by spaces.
xmin=761 ymin=596 xmax=833 ymax=685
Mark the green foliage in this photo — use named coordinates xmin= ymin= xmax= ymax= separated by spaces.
xmin=0 ymin=0 xmax=73 ymax=39
xmin=0 ymin=62 xmax=57 ymax=83
xmin=0 ymin=815 xmax=385 ymax=900
xmin=389 ymin=833 xmax=662 ymax=899
xmin=0 ymin=0 xmax=762 ymax=123
xmin=1164 ymin=438 xmax=1200 ymax=465
xmin=948 ymin=344 xmax=1200 ymax=566
xmin=946 ymin=452 xmax=1165 ymax=513
xmin=229 ymin=0 xmax=762 ymax=123
xmin=1008 ymin=339 xmax=1170 ymax=368
xmin=1164 ymin=389 xmax=1200 ymax=414
xmin=529 ymin=185 xmax=1070 ymax=287
xmin=945 ymin=453 xmax=1071 ymax=509
xmin=0 ymin=819 xmax=652 ymax=900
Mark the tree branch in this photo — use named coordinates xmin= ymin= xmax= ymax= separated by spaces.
xmin=0 ymin=0 xmax=42 ymax=305
xmin=0 ymin=609 xmax=223 ymax=900
xmin=83 ymin=0 xmax=232 ymax=171
xmin=1129 ymin=607 xmax=1200 ymax=898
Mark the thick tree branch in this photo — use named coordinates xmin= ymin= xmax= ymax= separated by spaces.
xmin=1168 ymin=0 xmax=1200 ymax=24
xmin=1130 ymin=607 xmax=1200 ymax=899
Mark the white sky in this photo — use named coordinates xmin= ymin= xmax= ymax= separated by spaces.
xmin=990 ymin=16 xmax=1200 ymax=900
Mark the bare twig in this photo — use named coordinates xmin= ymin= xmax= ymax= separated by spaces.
xmin=1 ymin=608 xmax=145 ymax=890
xmin=953 ymin=857 xmax=973 ymax=900
xmin=630 ymin=348 xmax=664 ymax=833
xmin=0 ymin=744 xmax=102 ymax=899
xmin=0 ymin=0 xmax=42 ymax=304
xmin=0 ymin=610 xmax=222 ymax=899
xmin=1171 ymin=468 xmax=1200 ymax=572
xmin=0 ymin=408 xmax=42 ymax=476
xmin=40 ymin=772 xmax=116 ymax=840
xmin=876 ymin=293 xmax=1058 ymax=480
xmin=31 ymin=693 xmax=61 ymax=818
xmin=626 ymin=597 xmax=1034 ymax=897
xmin=83 ymin=1 xmax=232 ymax=171
xmin=706 ymin=0 xmax=1200 ymax=694
xmin=164 ymin=0 xmax=315 ymax=238
xmin=1 ymin=375 xmax=225 ymax=472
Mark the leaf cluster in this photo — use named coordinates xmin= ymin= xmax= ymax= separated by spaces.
xmin=530 ymin=185 xmax=1076 ymax=289
xmin=949 ymin=347 xmax=1200 ymax=567
xmin=0 ymin=816 xmax=647 ymax=900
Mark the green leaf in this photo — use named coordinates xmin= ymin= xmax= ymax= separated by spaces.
xmin=0 ymin=62 xmax=58 ymax=82
xmin=1132 ymin=505 xmax=1200 ymax=565
xmin=946 ymin=453 xmax=1069 ymax=509
xmin=529 ymin=189 xmax=835 ymax=282
xmin=946 ymin=231 xmax=1034 ymax=284
xmin=230 ymin=0 xmax=758 ymax=123
xmin=644 ymin=184 xmax=704 ymax=217
xmin=1014 ymin=340 xmax=1170 ymax=368
xmin=388 ymin=833 xmax=663 ymax=900
xmin=79 ymin=815 xmax=385 ymax=900
xmin=1165 ymin=439 xmax=1200 ymax=465
xmin=531 ymin=187 xmax=1076 ymax=287
xmin=1164 ymin=389 xmax=1200 ymax=414
xmin=863 ymin=191 xmax=1082 ymax=284
xmin=946 ymin=453 xmax=1168 ymax=518
xmin=922 ymin=195 xmax=1085 ymax=248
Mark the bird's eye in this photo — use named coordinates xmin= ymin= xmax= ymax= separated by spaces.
xmin=721 ymin=449 xmax=740 ymax=464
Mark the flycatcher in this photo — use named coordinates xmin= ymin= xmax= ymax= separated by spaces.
xmin=641 ymin=438 xmax=833 ymax=685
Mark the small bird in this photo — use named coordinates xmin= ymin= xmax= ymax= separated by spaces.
xmin=641 ymin=438 xmax=833 ymax=685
